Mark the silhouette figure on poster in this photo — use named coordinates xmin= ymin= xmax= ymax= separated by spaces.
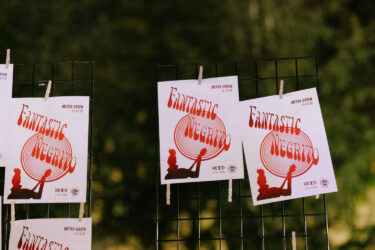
xmin=11 ymin=168 xmax=22 ymax=191
xmin=257 ymin=164 xmax=296 ymax=200
xmin=165 ymin=148 xmax=207 ymax=179
xmin=167 ymin=149 xmax=178 ymax=171
xmin=8 ymin=168 xmax=52 ymax=199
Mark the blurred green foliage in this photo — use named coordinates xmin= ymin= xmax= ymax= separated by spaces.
xmin=1 ymin=0 xmax=375 ymax=249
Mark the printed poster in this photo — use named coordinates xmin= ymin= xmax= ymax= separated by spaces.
xmin=238 ymin=88 xmax=337 ymax=205
xmin=158 ymin=76 xmax=244 ymax=184
xmin=3 ymin=97 xmax=89 ymax=203
xmin=9 ymin=218 xmax=92 ymax=250
xmin=0 ymin=64 xmax=13 ymax=165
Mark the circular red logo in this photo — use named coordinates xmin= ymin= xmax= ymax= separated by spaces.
xmin=260 ymin=130 xmax=317 ymax=178
xmin=174 ymin=114 xmax=227 ymax=161
xmin=21 ymin=133 xmax=73 ymax=182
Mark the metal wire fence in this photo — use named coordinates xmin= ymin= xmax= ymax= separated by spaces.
xmin=0 ymin=60 xmax=95 ymax=249
xmin=155 ymin=57 xmax=330 ymax=250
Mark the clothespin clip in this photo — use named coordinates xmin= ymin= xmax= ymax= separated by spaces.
xmin=78 ymin=202 xmax=85 ymax=222
xmin=315 ymin=194 xmax=320 ymax=199
xmin=292 ymin=231 xmax=296 ymax=250
xmin=279 ymin=80 xmax=284 ymax=99
xmin=11 ymin=202 xmax=15 ymax=225
xmin=198 ymin=66 xmax=203 ymax=85
xmin=166 ymin=184 xmax=171 ymax=205
xmin=44 ymin=80 xmax=52 ymax=102
xmin=228 ymin=179 xmax=233 ymax=203
xmin=5 ymin=49 xmax=10 ymax=69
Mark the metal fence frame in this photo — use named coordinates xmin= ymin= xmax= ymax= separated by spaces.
xmin=0 ymin=60 xmax=95 ymax=249
xmin=155 ymin=56 xmax=330 ymax=250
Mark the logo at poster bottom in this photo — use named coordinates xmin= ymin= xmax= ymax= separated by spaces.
xmin=21 ymin=133 xmax=76 ymax=182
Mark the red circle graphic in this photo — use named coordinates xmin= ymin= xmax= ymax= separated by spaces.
xmin=174 ymin=114 xmax=227 ymax=161
xmin=260 ymin=130 xmax=315 ymax=178
xmin=21 ymin=133 xmax=73 ymax=182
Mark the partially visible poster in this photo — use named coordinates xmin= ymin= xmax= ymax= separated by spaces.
xmin=158 ymin=76 xmax=244 ymax=184
xmin=238 ymin=88 xmax=337 ymax=205
xmin=0 ymin=64 xmax=13 ymax=165
xmin=3 ymin=97 xmax=89 ymax=203
xmin=9 ymin=218 xmax=92 ymax=250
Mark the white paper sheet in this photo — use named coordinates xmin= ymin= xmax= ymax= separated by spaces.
xmin=3 ymin=97 xmax=89 ymax=203
xmin=9 ymin=218 xmax=92 ymax=250
xmin=0 ymin=64 xmax=13 ymax=165
xmin=238 ymin=88 xmax=337 ymax=205
xmin=158 ymin=76 xmax=244 ymax=184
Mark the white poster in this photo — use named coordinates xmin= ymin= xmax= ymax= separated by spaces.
xmin=9 ymin=218 xmax=92 ymax=250
xmin=3 ymin=97 xmax=89 ymax=203
xmin=158 ymin=76 xmax=244 ymax=184
xmin=238 ymin=88 xmax=337 ymax=205
xmin=0 ymin=64 xmax=13 ymax=165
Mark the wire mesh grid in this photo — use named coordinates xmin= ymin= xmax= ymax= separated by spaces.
xmin=155 ymin=57 xmax=330 ymax=250
xmin=0 ymin=60 xmax=95 ymax=249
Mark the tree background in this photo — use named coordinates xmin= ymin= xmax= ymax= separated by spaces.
xmin=1 ymin=0 xmax=375 ymax=249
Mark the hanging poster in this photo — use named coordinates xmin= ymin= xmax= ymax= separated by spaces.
xmin=238 ymin=88 xmax=337 ymax=205
xmin=9 ymin=218 xmax=92 ymax=249
xmin=0 ymin=64 xmax=13 ymax=165
xmin=158 ymin=76 xmax=244 ymax=184
xmin=3 ymin=97 xmax=89 ymax=203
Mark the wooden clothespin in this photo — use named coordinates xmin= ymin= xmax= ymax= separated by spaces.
xmin=292 ymin=231 xmax=296 ymax=250
xmin=78 ymin=202 xmax=85 ymax=222
xmin=5 ymin=49 xmax=10 ymax=69
xmin=198 ymin=66 xmax=203 ymax=85
xmin=279 ymin=80 xmax=284 ymax=99
xmin=11 ymin=202 xmax=15 ymax=225
xmin=315 ymin=194 xmax=320 ymax=199
xmin=228 ymin=179 xmax=233 ymax=203
xmin=166 ymin=184 xmax=171 ymax=205
xmin=44 ymin=80 xmax=52 ymax=102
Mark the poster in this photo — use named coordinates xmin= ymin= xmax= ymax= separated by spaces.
xmin=238 ymin=88 xmax=337 ymax=205
xmin=3 ymin=97 xmax=89 ymax=203
xmin=0 ymin=64 xmax=13 ymax=165
xmin=9 ymin=218 xmax=91 ymax=250
xmin=158 ymin=76 xmax=244 ymax=184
